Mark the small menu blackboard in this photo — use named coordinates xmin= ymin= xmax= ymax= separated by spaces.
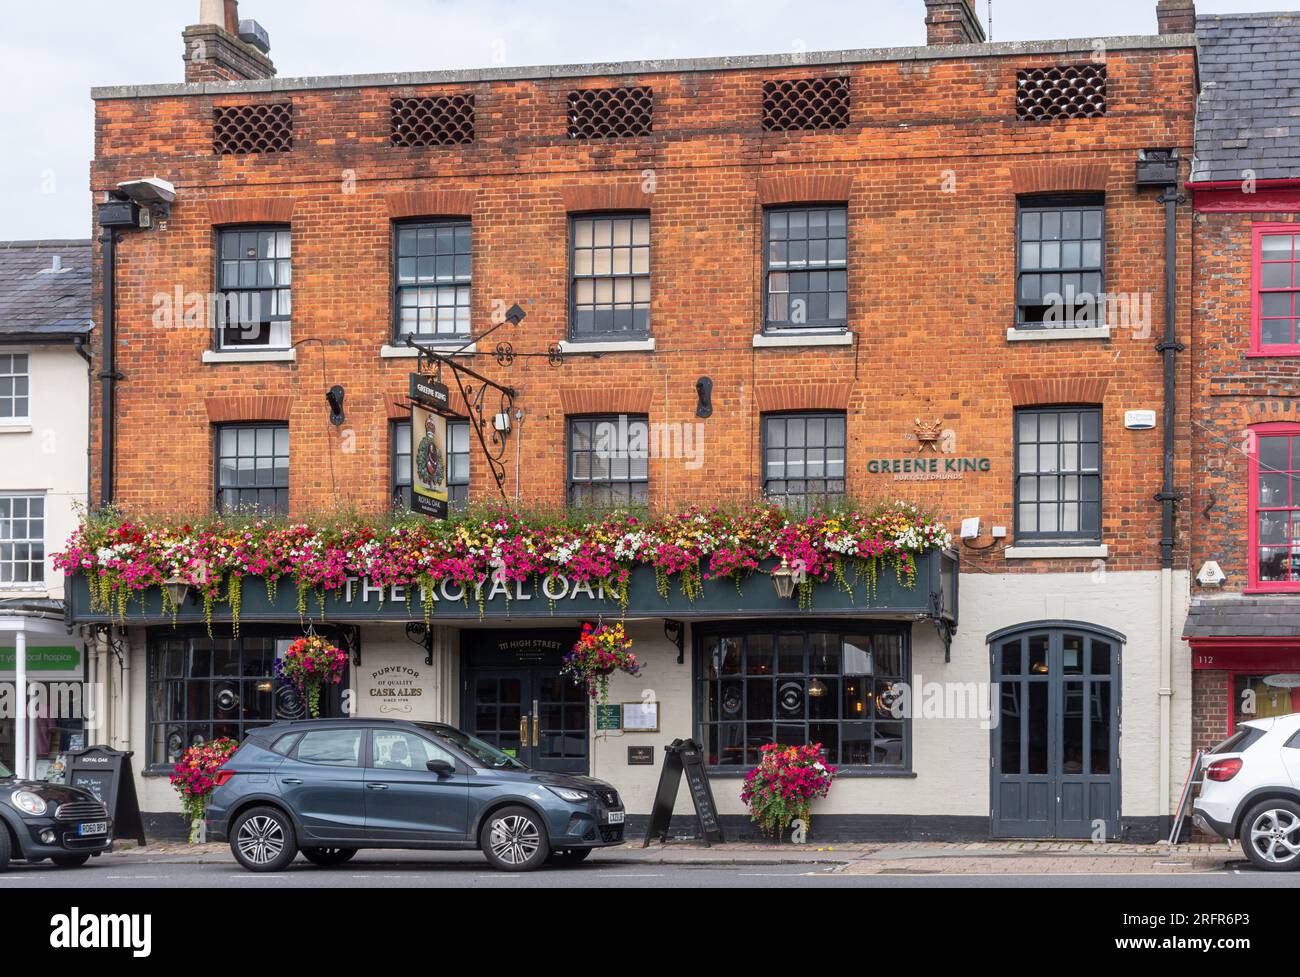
xmin=641 ymin=738 xmax=724 ymax=847
xmin=65 ymin=746 xmax=146 ymax=846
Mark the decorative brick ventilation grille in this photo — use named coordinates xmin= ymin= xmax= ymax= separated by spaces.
xmin=761 ymin=77 xmax=851 ymax=132
xmin=1016 ymin=64 xmax=1107 ymax=121
xmin=390 ymin=95 xmax=476 ymax=147
xmin=566 ymin=86 xmax=653 ymax=139
xmin=213 ymin=103 xmax=294 ymax=155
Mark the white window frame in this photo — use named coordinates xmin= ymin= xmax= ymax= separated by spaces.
xmin=0 ymin=352 xmax=32 ymax=423
xmin=0 ymin=492 xmax=46 ymax=589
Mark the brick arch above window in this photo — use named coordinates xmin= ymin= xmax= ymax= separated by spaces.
xmin=1009 ymin=162 xmax=1111 ymax=196
xmin=384 ymin=394 xmax=410 ymax=421
xmin=755 ymin=381 xmax=852 ymax=413
xmin=385 ymin=190 xmax=476 ymax=220
xmin=1243 ymin=400 xmax=1300 ymax=426
xmin=756 ymin=174 xmax=854 ymax=206
xmin=206 ymin=197 xmax=296 ymax=225
xmin=560 ymin=185 xmax=651 ymax=213
xmin=558 ymin=386 xmax=652 ymax=416
xmin=205 ymin=395 xmax=291 ymax=423
xmin=1007 ymin=377 xmax=1109 ymax=407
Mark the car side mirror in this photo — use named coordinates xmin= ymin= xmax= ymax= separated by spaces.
xmin=426 ymin=759 xmax=455 ymax=777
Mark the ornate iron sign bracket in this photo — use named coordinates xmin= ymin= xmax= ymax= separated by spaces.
xmin=405 ymin=303 xmax=525 ymax=498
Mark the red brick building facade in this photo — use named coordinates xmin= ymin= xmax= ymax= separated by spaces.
xmin=80 ymin=1 xmax=1200 ymax=840
xmin=1185 ymin=12 xmax=1300 ymax=759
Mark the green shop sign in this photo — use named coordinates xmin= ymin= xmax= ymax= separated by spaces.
xmin=0 ymin=646 xmax=81 ymax=672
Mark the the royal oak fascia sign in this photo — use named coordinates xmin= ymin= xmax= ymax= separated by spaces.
xmin=66 ymin=552 xmax=959 ymax=626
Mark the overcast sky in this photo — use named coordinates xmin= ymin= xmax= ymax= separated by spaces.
xmin=0 ymin=0 xmax=1280 ymax=240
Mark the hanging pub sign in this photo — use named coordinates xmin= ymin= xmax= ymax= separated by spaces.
xmin=410 ymin=403 xmax=450 ymax=519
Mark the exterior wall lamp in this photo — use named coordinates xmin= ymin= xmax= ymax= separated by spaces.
xmin=770 ymin=555 xmax=797 ymax=600
xmin=163 ymin=560 xmax=208 ymax=607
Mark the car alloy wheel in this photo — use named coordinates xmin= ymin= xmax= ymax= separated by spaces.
xmin=489 ymin=814 xmax=541 ymax=866
xmin=236 ymin=815 xmax=286 ymax=866
xmin=1248 ymin=808 xmax=1300 ymax=866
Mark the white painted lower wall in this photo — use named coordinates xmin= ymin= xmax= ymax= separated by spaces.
xmin=111 ymin=568 xmax=1192 ymax=833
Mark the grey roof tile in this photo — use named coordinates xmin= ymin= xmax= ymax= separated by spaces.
xmin=1193 ymin=13 xmax=1300 ymax=182
xmin=1184 ymin=595 xmax=1300 ymax=638
xmin=0 ymin=240 xmax=93 ymax=339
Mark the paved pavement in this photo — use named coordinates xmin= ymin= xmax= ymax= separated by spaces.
xmin=4 ymin=838 xmax=1300 ymax=887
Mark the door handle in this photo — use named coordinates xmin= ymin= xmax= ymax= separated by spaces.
xmin=519 ymin=716 xmax=528 ymax=743
xmin=532 ymin=715 xmax=539 ymax=747
xmin=366 ymin=783 xmax=389 ymax=790
xmin=281 ymin=778 xmax=302 ymax=785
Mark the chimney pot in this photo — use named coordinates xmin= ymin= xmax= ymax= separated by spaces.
xmin=198 ymin=0 xmax=224 ymax=26
xmin=924 ymin=0 xmax=986 ymax=46
xmin=1156 ymin=0 xmax=1196 ymax=35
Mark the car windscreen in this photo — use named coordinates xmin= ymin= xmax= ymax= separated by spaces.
xmin=1209 ymin=725 xmax=1267 ymax=755
xmin=420 ymin=724 xmax=527 ymax=770
xmin=0 ymin=760 xmax=10 ymax=778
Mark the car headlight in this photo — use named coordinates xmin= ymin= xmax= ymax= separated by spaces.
xmin=545 ymin=786 xmax=591 ymax=803
xmin=11 ymin=790 xmax=47 ymax=816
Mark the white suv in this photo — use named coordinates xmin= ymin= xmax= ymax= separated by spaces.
xmin=1193 ymin=714 xmax=1300 ymax=871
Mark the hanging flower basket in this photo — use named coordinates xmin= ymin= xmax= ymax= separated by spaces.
xmin=561 ymin=622 xmax=640 ymax=707
xmin=740 ymin=743 xmax=837 ymax=840
xmin=274 ymin=635 xmax=348 ymax=718
xmin=169 ymin=737 xmax=239 ymax=844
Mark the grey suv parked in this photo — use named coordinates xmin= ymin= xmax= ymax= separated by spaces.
xmin=206 ymin=719 xmax=625 ymax=872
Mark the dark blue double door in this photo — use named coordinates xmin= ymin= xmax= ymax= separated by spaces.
xmin=462 ymin=631 xmax=589 ymax=774
xmin=990 ymin=625 xmax=1122 ymax=839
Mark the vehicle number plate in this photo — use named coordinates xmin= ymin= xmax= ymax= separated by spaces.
xmin=607 ymin=811 xmax=625 ymax=824
xmin=77 ymin=822 xmax=108 ymax=836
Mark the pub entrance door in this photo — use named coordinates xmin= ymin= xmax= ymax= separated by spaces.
xmin=461 ymin=630 xmax=588 ymax=774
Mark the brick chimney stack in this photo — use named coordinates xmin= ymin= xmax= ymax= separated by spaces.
xmin=183 ymin=0 xmax=276 ymax=83
xmin=924 ymin=0 xmax=987 ymax=46
xmin=1156 ymin=0 xmax=1196 ymax=35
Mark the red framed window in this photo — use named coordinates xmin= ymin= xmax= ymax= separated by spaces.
xmin=1251 ymin=223 xmax=1300 ymax=355
xmin=1248 ymin=422 xmax=1300 ymax=590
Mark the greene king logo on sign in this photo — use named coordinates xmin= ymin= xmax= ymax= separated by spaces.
xmin=409 ymin=373 xmax=450 ymax=411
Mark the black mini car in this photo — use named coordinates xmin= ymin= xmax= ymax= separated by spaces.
xmin=0 ymin=761 xmax=114 ymax=872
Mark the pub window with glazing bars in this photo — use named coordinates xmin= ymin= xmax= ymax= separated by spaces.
xmin=569 ymin=214 xmax=650 ymax=340
xmin=216 ymin=423 xmax=289 ymax=514
xmin=394 ymin=220 xmax=471 ymax=341
xmin=1014 ymin=407 xmax=1101 ymax=541
xmin=216 ymin=226 xmax=292 ymax=348
xmin=762 ymin=413 xmax=846 ymax=509
xmin=149 ymin=635 xmax=289 ymax=767
xmin=392 ymin=418 xmax=469 ymax=509
xmin=1016 ymin=197 xmax=1104 ymax=327
xmin=765 ymin=206 xmax=848 ymax=330
xmin=568 ymin=415 xmax=649 ymax=506
xmin=698 ymin=628 xmax=909 ymax=769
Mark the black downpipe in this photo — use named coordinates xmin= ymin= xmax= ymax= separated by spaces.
xmin=1156 ymin=183 xmax=1185 ymax=568
xmin=99 ymin=227 xmax=117 ymax=508
xmin=72 ymin=336 xmax=94 ymax=507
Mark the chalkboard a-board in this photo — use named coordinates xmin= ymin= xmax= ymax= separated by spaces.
xmin=65 ymin=746 xmax=146 ymax=846
xmin=641 ymin=738 xmax=724 ymax=847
